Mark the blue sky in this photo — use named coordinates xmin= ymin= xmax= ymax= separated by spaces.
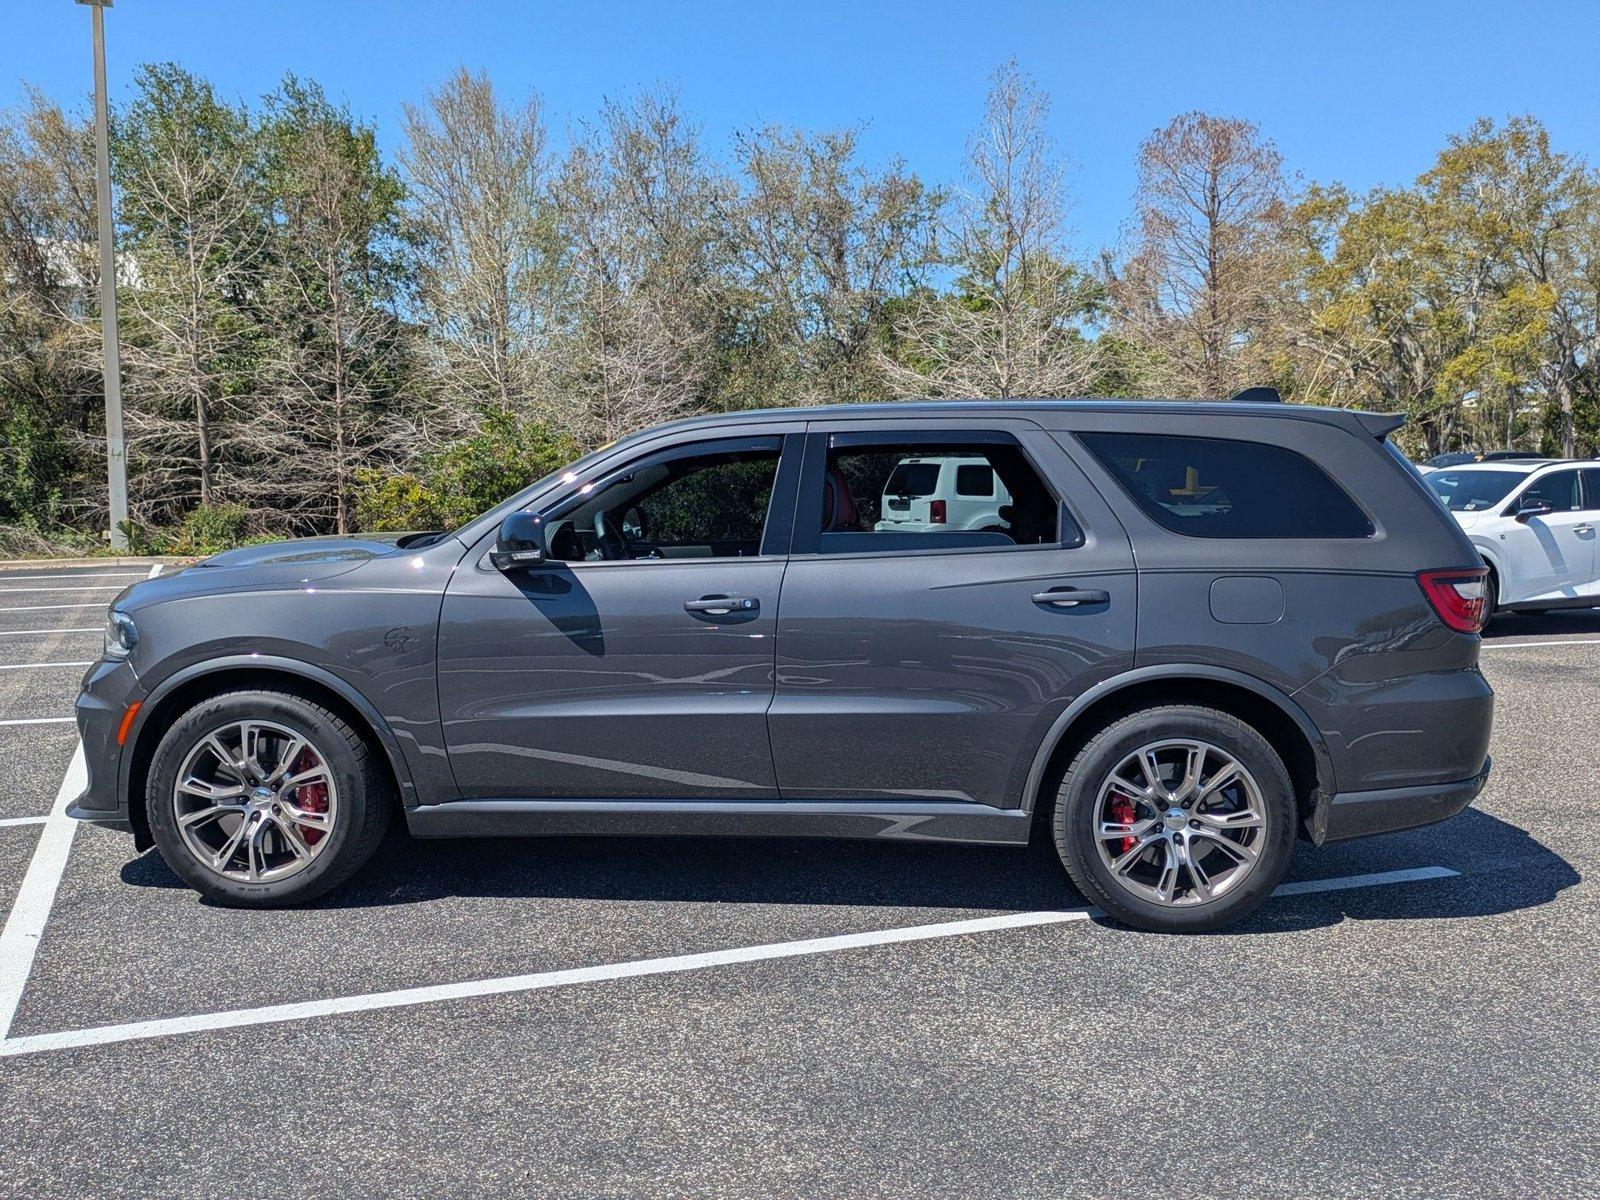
xmin=7 ymin=1 xmax=1598 ymax=255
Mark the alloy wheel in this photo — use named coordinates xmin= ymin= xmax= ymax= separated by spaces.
xmin=1092 ymin=738 xmax=1267 ymax=907
xmin=171 ymin=719 xmax=338 ymax=884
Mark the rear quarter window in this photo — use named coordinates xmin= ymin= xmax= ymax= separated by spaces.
xmin=1077 ymin=431 xmax=1374 ymax=539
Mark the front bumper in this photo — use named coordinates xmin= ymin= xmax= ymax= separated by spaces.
xmin=1309 ymin=757 xmax=1491 ymax=844
xmin=65 ymin=658 xmax=142 ymax=831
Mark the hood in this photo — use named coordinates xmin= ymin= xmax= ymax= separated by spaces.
xmin=112 ymin=533 xmax=428 ymax=612
xmin=197 ymin=533 xmax=413 ymax=574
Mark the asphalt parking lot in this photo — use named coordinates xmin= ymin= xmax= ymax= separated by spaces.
xmin=0 ymin=560 xmax=1595 ymax=1198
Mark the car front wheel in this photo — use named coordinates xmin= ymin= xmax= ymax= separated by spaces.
xmin=146 ymin=689 xmax=390 ymax=906
xmin=1050 ymin=705 xmax=1296 ymax=932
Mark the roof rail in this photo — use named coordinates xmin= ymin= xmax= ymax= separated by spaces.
xmin=1229 ymin=386 xmax=1281 ymax=403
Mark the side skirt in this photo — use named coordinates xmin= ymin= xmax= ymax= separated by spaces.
xmin=1500 ymin=594 xmax=1600 ymax=613
xmin=405 ymin=799 xmax=1034 ymax=845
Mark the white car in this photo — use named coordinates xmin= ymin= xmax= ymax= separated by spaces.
xmin=1426 ymin=459 xmax=1600 ymax=618
xmin=873 ymin=454 xmax=1012 ymax=533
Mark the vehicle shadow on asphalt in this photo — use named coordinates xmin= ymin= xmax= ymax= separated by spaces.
xmin=1483 ymin=609 xmax=1600 ymax=637
xmin=120 ymin=808 xmax=1577 ymax=934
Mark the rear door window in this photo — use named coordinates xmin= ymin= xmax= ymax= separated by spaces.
xmin=1077 ymin=431 xmax=1373 ymax=538
xmin=811 ymin=435 xmax=1071 ymax=553
xmin=1582 ymin=469 xmax=1600 ymax=512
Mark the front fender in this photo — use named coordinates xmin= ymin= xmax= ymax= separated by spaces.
xmin=118 ymin=654 xmax=425 ymax=815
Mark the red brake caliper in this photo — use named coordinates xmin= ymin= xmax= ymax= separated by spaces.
xmin=290 ymin=748 xmax=328 ymax=845
xmin=1108 ymin=792 xmax=1138 ymax=854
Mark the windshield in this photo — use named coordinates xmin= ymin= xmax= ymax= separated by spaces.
xmin=1427 ymin=469 xmax=1525 ymax=512
xmin=885 ymin=462 xmax=940 ymax=496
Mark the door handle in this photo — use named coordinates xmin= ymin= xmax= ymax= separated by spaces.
xmin=1032 ymin=587 xmax=1110 ymax=608
xmin=684 ymin=595 xmax=759 ymax=615
xmin=1575 ymin=524 xmax=1595 ymax=534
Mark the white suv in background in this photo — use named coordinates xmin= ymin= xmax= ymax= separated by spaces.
xmin=1426 ymin=459 xmax=1600 ymax=618
xmin=874 ymin=454 xmax=1013 ymax=533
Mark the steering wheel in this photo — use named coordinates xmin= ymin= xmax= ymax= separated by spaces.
xmin=593 ymin=510 xmax=630 ymax=560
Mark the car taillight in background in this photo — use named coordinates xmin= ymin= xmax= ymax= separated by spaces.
xmin=928 ymin=499 xmax=947 ymax=524
xmin=1417 ymin=567 xmax=1489 ymax=633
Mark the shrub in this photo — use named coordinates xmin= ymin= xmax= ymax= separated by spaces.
xmin=167 ymin=502 xmax=256 ymax=555
xmin=357 ymin=413 xmax=578 ymax=532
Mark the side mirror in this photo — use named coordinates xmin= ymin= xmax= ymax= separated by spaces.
xmin=490 ymin=511 xmax=547 ymax=571
xmin=1514 ymin=496 xmax=1554 ymax=521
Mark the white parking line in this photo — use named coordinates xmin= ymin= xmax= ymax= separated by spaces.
xmin=0 ymin=816 xmax=47 ymax=829
xmin=1481 ymin=638 xmax=1600 ymax=650
xmin=0 ymin=662 xmax=94 ymax=672
xmin=0 ymin=743 xmax=84 ymax=1042
xmin=0 ymin=629 xmax=100 ymax=638
xmin=0 ymin=603 xmax=109 ymax=613
xmin=0 ymin=573 xmax=147 ymax=582
xmin=0 ymin=864 xmax=1460 ymax=1059
xmin=0 ymin=717 xmax=75 ymax=727
xmin=0 ymin=586 xmax=130 ymax=594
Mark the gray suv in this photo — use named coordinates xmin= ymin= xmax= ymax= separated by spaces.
xmin=72 ymin=400 xmax=1494 ymax=932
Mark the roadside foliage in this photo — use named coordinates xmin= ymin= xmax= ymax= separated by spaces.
xmin=2 ymin=61 xmax=1598 ymax=552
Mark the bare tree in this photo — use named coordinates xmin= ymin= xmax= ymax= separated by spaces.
xmin=548 ymin=88 xmax=730 ymax=446
xmin=113 ymin=66 xmax=266 ymax=521
xmin=401 ymin=67 xmax=551 ymax=425
xmin=1108 ymin=111 xmax=1290 ymax=398
xmin=883 ymin=60 xmax=1103 ymax=400
xmin=732 ymin=125 xmax=934 ymax=404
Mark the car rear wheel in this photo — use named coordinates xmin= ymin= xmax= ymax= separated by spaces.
xmin=1050 ymin=705 xmax=1296 ymax=932
xmin=146 ymin=689 xmax=390 ymax=906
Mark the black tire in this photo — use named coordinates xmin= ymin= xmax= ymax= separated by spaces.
xmin=1050 ymin=705 xmax=1296 ymax=933
xmin=146 ymin=688 xmax=391 ymax=907
xmin=1483 ymin=570 xmax=1499 ymax=625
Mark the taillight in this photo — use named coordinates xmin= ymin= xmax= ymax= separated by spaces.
xmin=1417 ymin=567 xmax=1489 ymax=633
xmin=929 ymin=499 xmax=947 ymax=524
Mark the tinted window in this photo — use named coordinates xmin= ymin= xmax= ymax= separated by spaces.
xmin=1079 ymin=431 xmax=1373 ymax=538
xmin=1583 ymin=469 xmax=1600 ymax=512
xmin=546 ymin=442 xmax=780 ymax=562
xmin=956 ymin=464 xmax=995 ymax=496
xmin=885 ymin=462 xmax=940 ymax=497
xmin=1519 ymin=470 xmax=1581 ymax=512
xmin=1427 ymin=469 xmax=1526 ymax=513
xmin=820 ymin=438 xmax=1063 ymax=552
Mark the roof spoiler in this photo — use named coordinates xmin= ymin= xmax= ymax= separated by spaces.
xmin=1228 ymin=387 xmax=1281 ymax=403
xmin=1355 ymin=411 xmax=1406 ymax=439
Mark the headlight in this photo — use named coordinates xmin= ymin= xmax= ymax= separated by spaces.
xmin=104 ymin=610 xmax=138 ymax=659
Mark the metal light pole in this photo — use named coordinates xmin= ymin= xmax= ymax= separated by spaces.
xmin=78 ymin=0 xmax=128 ymax=550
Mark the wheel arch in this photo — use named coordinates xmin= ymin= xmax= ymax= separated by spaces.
xmin=121 ymin=656 xmax=415 ymax=850
xmin=1022 ymin=666 xmax=1334 ymax=838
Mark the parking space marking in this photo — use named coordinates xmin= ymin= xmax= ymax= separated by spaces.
xmin=0 ymin=586 xmax=132 ymax=594
xmin=0 ymin=662 xmax=94 ymax=672
xmin=1481 ymin=638 xmax=1600 ymax=650
xmin=0 ymin=572 xmax=147 ymax=582
xmin=0 ymin=863 xmax=1460 ymax=1060
xmin=0 ymin=717 xmax=75 ymax=727
xmin=1272 ymin=865 xmax=1456 ymax=894
xmin=148 ymin=564 xmax=164 ymax=579
xmin=0 ymin=603 xmax=110 ymax=613
xmin=0 ymin=629 xmax=101 ymax=638
xmin=0 ymin=742 xmax=84 ymax=1042
xmin=0 ymin=816 xmax=47 ymax=828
